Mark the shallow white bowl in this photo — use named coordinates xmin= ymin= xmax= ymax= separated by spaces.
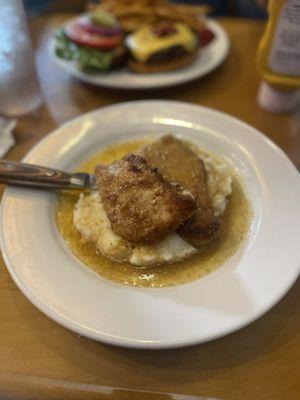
xmin=1 ymin=100 xmax=300 ymax=349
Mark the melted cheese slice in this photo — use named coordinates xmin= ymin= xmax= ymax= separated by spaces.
xmin=126 ymin=23 xmax=198 ymax=63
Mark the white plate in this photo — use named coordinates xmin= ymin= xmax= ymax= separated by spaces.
xmin=1 ymin=101 xmax=300 ymax=349
xmin=49 ymin=19 xmax=229 ymax=89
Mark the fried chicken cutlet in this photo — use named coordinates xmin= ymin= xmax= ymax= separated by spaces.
xmin=140 ymin=135 xmax=220 ymax=247
xmin=95 ymin=153 xmax=196 ymax=243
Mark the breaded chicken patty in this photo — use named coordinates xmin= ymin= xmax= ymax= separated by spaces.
xmin=95 ymin=153 xmax=196 ymax=243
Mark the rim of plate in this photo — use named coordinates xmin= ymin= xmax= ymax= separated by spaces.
xmin=49 ymin=18 xmax=229 ymax=90
xmin=1 ymin=100 xmax=300 ymax=349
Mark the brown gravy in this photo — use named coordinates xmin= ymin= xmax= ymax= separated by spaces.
xmin=56 ymin=139 xmax=251 ymax=288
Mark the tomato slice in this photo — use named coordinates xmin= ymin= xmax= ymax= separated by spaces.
xmin=199 ymin=28 xmax=215 ymax=47
xmin=65 ymin=21 xmax=122 ymax=50
xmin=77 ymin=16 xmax=122 ymax=37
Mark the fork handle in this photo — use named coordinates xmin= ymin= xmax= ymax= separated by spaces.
xmin=0 ymin=161 xmax=88 ymax=189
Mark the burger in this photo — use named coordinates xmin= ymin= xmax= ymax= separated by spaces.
xmin=55 ymin=12 xmax=127 ymax=72
xmin=125 ymin=21 xmax=199 ymax=73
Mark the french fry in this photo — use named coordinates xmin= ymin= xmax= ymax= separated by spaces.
xmin=86 ymin=0 xmax=210 ymax=32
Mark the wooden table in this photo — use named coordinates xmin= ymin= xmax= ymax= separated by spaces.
xmin=0 ymin=15 xmax=299 ymax=400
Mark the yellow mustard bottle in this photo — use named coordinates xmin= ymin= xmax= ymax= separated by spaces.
xmin=257 ymin=0 xmax=300 ymax=113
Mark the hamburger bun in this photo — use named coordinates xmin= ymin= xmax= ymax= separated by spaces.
xmin=127 ymin=51 xmax=197 ymax=73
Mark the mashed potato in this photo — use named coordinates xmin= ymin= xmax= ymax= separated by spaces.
xmin=202 ymin=153 xmax=233 ymax=217
xmin=73 ymin=152 xmax=233 ymax=267
xmin=74 ymin=192 xmax=196 ymax=267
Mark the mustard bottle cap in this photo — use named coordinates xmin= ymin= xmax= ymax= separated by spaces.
xmin=258 ymin=82 xmax=300 ymax=114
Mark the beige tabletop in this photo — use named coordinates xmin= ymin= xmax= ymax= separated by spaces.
xmin=0 ymin=14 xmax=299 ymax=400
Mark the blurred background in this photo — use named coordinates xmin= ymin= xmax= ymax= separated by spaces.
xmin=24 ymin=0 xmax=267 ymax=17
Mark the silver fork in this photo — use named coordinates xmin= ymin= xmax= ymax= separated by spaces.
xmin=0 ymin=161 xmax=97 ymax=190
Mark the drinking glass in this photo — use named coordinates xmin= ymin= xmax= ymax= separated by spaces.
xmin=0 ymin=0 xmax=42 ymax=117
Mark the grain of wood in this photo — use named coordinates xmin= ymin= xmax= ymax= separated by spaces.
xmin=0 ymin=14 xmax=299 ymax=400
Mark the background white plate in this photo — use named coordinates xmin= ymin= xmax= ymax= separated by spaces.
xmin=1 ymin=101 xmax=300 ymax=349
xmin=49 ymin=19 xmax=229 ymax=89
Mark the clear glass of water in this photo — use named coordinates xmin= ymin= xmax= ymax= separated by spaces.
xmin=0 ymin=0 xmax=42 ymax=117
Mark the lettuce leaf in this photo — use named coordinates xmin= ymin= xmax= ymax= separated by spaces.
xmin=54 ymin=30 xmax=113 ymax=72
